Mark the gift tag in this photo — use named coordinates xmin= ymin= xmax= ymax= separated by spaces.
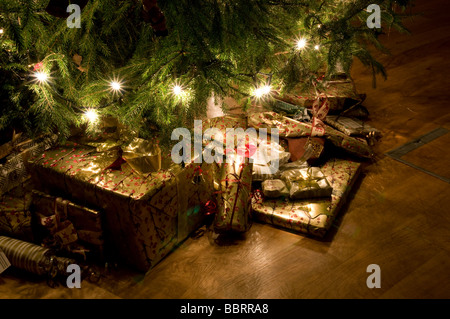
xmin=0 ymin=248 xmax=11 ymax=274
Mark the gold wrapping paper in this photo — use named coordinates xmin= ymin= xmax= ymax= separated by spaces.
xmin=28 ymin=143 xmax=215 ymax=271
xmin=202 ymin=116 xmax=248 ymax=143
xmin=214 ymin=157 xmax=253 ymax=233
xmin=248 ymin=110 xmax=373 ymax=159
xmin=274 ymin=80 xmax=362 ymax=112
xmin=248 ymin=111 xmax=326 ymax=138
xmin=252 ymin=158 xmax=361 ymax=238
xmin=121 ymin=138 xmax=161 ymax=174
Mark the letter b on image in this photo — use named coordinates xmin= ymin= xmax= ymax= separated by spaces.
xmin=67 ymin=4 xmax=81 ymax=29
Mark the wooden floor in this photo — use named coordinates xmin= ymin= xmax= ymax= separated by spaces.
xmin=1 ymin=0 xmax=449 ymax=299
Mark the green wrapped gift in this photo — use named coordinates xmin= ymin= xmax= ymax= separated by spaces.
xmin=252 ymin=158 xmax=361 ymax=238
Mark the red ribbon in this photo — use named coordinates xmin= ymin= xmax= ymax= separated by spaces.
xmin=309 ymin=80 xmax=330 ymax=136
xmin=105 ymin=156 xmax=127 ymax=171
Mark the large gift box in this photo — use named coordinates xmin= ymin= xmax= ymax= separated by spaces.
xmin=213 ymin=159 xmax=253 ymax=234
xmin=252 ymin=158 xmax=361 ymax=238
xmin=28 ymin=141 xmax=215 ymax=271
xmin=274 ymin=79 xmax=363 ymax=112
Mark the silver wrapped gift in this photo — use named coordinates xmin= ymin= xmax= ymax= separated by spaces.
xmin=262 ymin=179 xmax=289 ymax=198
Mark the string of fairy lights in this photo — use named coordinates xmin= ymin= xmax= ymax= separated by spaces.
xmin=2 ymin=20 xmax=322 ymax=126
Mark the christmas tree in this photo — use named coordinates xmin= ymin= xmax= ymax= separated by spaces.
xmin=0 ymin=0 xmax=411 ymax=145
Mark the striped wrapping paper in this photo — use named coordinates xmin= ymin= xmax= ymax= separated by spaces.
xmin=0 ymin=236 xmax=53 ymax=276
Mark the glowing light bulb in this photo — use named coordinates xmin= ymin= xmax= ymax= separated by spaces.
xmin=253 ymin=85 xmax=272 ymax=98
xmin=314 ymin=44 xmax=320 ymax=50
xmin=296 ymin=38 xmax=307 ymax=50
xmin=84 ymin=109 xmax=99 ymax=123
xmin=33 ymin=71 xmax=49 ymax=84
xmin=110 ymin=81 xmax=122 ymax=91
xmin=261 ymin=85 xmax=271 ymax=95
xmin=172 ymin=85 xmax=183 ymax=96
xmin=0 ymin=29 xmax=4 ymax=34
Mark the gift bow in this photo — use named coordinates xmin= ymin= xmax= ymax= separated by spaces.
xmin=99 ymin=137 xmax=161 ymax=175
xmin=291 ymin=167 xmax=327 ymax=191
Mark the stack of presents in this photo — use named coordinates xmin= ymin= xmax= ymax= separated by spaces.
xmin=0 ymin=78 xmax=381 ymax=281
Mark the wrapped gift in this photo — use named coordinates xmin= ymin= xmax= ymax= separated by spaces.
xmin=325 ymin=115 xmax=381 ymax=138
xmin=252 ymin=138 xmax=291 ymax=182
xmin=274 ymin=80 xmax=362 ymax=112
xmin=0 ymin=236 xmax=75 ymax=277
xmin=272 ymin=99 xmax=306 ymax=117
xmin=262 ymin=179 xmax=289 ymax=198
xmin=252 ymin=158 xmax=361 ymax=238
xmin=281 ymin=167 xmax=332 ymax=200
xmin=285 ymin=137 xmax=325 ymax=164
xmin=0 ymin=134 xmax=57 ymax=196
xmin=202 ymin=115 xmax=248 ymax=140
xmin=0 ymin=194 xmax=33 ymax=241
xmin=248 ymin=111 xmax=325 ymax=138
xmin=28 ymin=142 xmax=215 ymax=271
xmin=31 ymin=190 xmax=104 ymax=260
xmin=325 ymin=125 xmax=374 ymax=159
xmin=214 ymin=156 xmax=253 ymax=234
